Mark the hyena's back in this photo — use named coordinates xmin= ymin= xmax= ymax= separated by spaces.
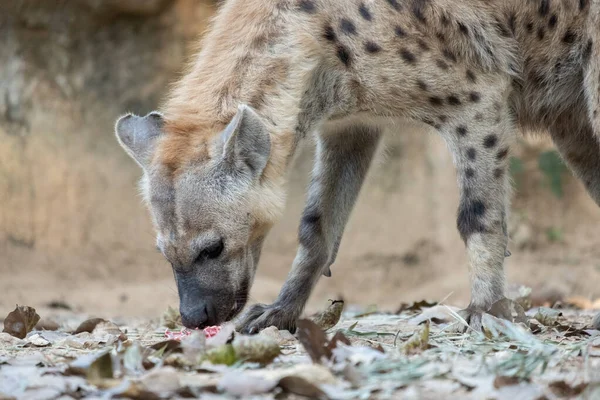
xmin=293 ymin=0 xmax=591 ymax=130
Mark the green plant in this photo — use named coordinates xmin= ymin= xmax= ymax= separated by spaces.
xmin=538 ymin=150 xmax=568 ymax=198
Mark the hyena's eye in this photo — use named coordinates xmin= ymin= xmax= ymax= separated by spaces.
xmin=198 ymin=240 xmax=224 ymax=261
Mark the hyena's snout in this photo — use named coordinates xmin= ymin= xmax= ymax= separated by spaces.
xmin=175 ymin=270 xmax=239 ymax=329
xmin=180 ymin=301 xmax=214 ymax=329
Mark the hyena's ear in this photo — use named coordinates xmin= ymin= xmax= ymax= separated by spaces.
xmin=115 ymin=111 xmax=164 ymax=170
xmin=221 ymin=104 xmax=271 ymax=178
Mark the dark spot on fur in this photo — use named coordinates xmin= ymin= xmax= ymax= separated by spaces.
xmin=340 ymin=18 xmax=357 ymax=35
xmin=539 ymin=0 xmax=549 ymax=17
xmin=412 ymin=0 xmax=427 ymax=23
xmin=508 ymin=14 xmax=516 ymax=34
xmin=400 ymin=48 xmax=416 ymax=64
xmin=469 ymin=92 xmax=481 ymax=102
xmin=423 ymin=117 xmax=435 ymax=127
xmin=436 ymin=32 xmax=446 ymax=43
xmin=359 ymin=3 xmax=372 ymax=21
xmin=493 ymin=168 xmax=504 ymax=179
xmin=475 ymin=113 xmax=483 ymax=121
xmin=417 ymin=39 xmax=430 ymax=51
xmin=466 ymin=70 xmax=477 ymax=83
xmin=483 ymin=134 xmax=498 ymax=148
xmin=465 ymin=168 xmax=475 ymax=179
xmin=429 ymin=96 xmax=443 ymax=106
xmin=365 ymin=41 xmax=381 ymax=53
xmin=441 ymin=14 xmax=450 ymax=26
xmin=447 ymin=95 xmax=461 ymax=106
xmin=457 ymin=199 xmax=487 ymax=242
xmin=386 ymin=0 xmax=402 ymax=12
xmin=297 ymin=0 xmax=316 ymax=13
xmin=526 ymin=22 xmax=534 ymax=33
xmin=548 ymin=14 xmax=557 ymax=29
xmin=336 ymin=45 xmax=352 ymax=67
xmin=443 ymin=49 xmax=457 ymax=63
xmin=458 ymin=22 xmax=469 ymax=35
xmin=436 ymin=59 xmax=449 ymax=70
xmin=417 ymin=80 xmax=428 ymax=91
xmin=563 ymin=30 xmax=576 ymax=44
xmin=494 ymin=19 xmax=511 ymax=37
xmin=467 ymin=147 xmax=476 ymax=161
xmin=580 ymin=0 xmax=588 ymax=11
xmin=537 ymin=27 xmax=545 ymax=40
xmin=584 ymin=39 xmax=593 ymax=61
xmin=497 ymin=147 xmax=509 ymax=161
xmin=438 ymin=115 xmax=448 ymax=123
xmin=456 ymin=125 xmax=468 ymax=136
xmin=323 ymin=24 xmax=336 ymax=41
xmin=395 ymin=25 xmax=406 ymax=37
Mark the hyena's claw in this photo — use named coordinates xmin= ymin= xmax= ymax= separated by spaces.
xmin=235 ymin=303 xmax=299 ymax=334
xmin=449 ymin=308 xmax=484 ymax=333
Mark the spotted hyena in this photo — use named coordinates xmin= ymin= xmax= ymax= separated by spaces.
xmin=116 ymin=0 xmax=600 ymax=333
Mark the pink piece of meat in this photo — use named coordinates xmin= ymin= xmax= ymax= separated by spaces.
xmin=165 ymin=326 xmax=221 ymax=340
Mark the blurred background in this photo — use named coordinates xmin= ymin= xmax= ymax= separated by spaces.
xmin=2 ymin=0 xmax=600 ymax=319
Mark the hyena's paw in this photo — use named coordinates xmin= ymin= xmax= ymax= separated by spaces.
xmin=448 ymin=307 xmax=485 ymax=333
xmin=235 ymin=303 xmax=298 ymax=334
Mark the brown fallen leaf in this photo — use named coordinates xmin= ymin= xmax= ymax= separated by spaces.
xmin=278 ymin=376 xmax=326 ymax=399
xmin=397 ymin=300 xmax=438 ymax=314
xmin=2 ymin=305 xmax=41 ymax=339
xmin=73 ymin=318 xmax=107 ymax=334
xmin=401 ymin=320 xmax=430 ymax=355
xmin=548 ymin=381 xmax=588 ymax=397
xmin=311 ymin=299 xmax=344 ymax=331
xmin=325 ymin=331 xmax=351 ymax=355
xmin=488 ymin=298 xmax=529 ymax=327
xmin=66 ymin=351 xmax=114 ymax=381
xmin=494 ymin=375 xmax=524 ymax=388
xmin=150 ymin=339 xmax=182 ymax=354
xmin=296 ymin=319 xmax=331 ymax=363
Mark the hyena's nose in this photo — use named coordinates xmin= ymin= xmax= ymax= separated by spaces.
xmin=180 ymin=302 xmax=214 ymax=329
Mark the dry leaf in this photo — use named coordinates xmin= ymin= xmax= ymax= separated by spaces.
xmin=258 ymin=326 xmax=296 ymax=345
xmin=73 ymin=318 xmax=107 ymax=334
xmin=402 ymin=320 xmax=430 ymax=355
xmin=397 ymin=300 xmax=438 ymax=314
xmin=488 ymin=298 xmax=529 ymax=327
xmin=506 ymin=284 xmax=532 ymax=311
xmin=140 ymin=367 xmax=181 ymax=394
xmin=150 ymin=339 xmax=182 ymax=354
xmin=311 ymin=299 xmax=344 ymax=331
xmin=92 ymin=321 xmax=127 ymax=341
xmin=548 ymin=381 xmax=588 ymax=397
xmin=278 ymin=376 xmax=326 ymax=399
xmin=2 ymin=305 xmax=40 ymax=339
xmin=493 ymin=375 xmax=523 ymax=388
xmin=232 ymin=334 xmax=281 ymax=364
xmin=66 ymin=351 xmax=114 ymax=381
xmin=534 ymin=307 xmax=562 ymax=326
xmin=296 ymin=319 xmax=331 ymax=363
xmin=218 ymin=372 xmax=277 ymax=396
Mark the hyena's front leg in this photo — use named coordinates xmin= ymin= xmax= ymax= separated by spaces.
xmin=237 ymin=123 xmax=381 ymax=333
xmin=449 ymin=101 xmax=515 ymax=331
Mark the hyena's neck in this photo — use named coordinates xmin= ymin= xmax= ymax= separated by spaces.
xmin=162 ymin=0 xmax=332 ymax=183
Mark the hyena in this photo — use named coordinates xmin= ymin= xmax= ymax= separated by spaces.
xmin=116 ymin=0 xmax=600 ymax=333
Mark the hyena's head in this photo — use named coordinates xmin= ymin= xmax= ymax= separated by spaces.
xmin=115 ymin=105 xmax=280 ymax=329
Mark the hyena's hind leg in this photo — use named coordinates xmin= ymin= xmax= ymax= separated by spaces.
xmin=237 ymin=122 xmax=381 ymax=333
xmin=550 ymin=110 xmax=600 ymax=205
xmin=439 ymin=92 xmax=516 ymax=331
